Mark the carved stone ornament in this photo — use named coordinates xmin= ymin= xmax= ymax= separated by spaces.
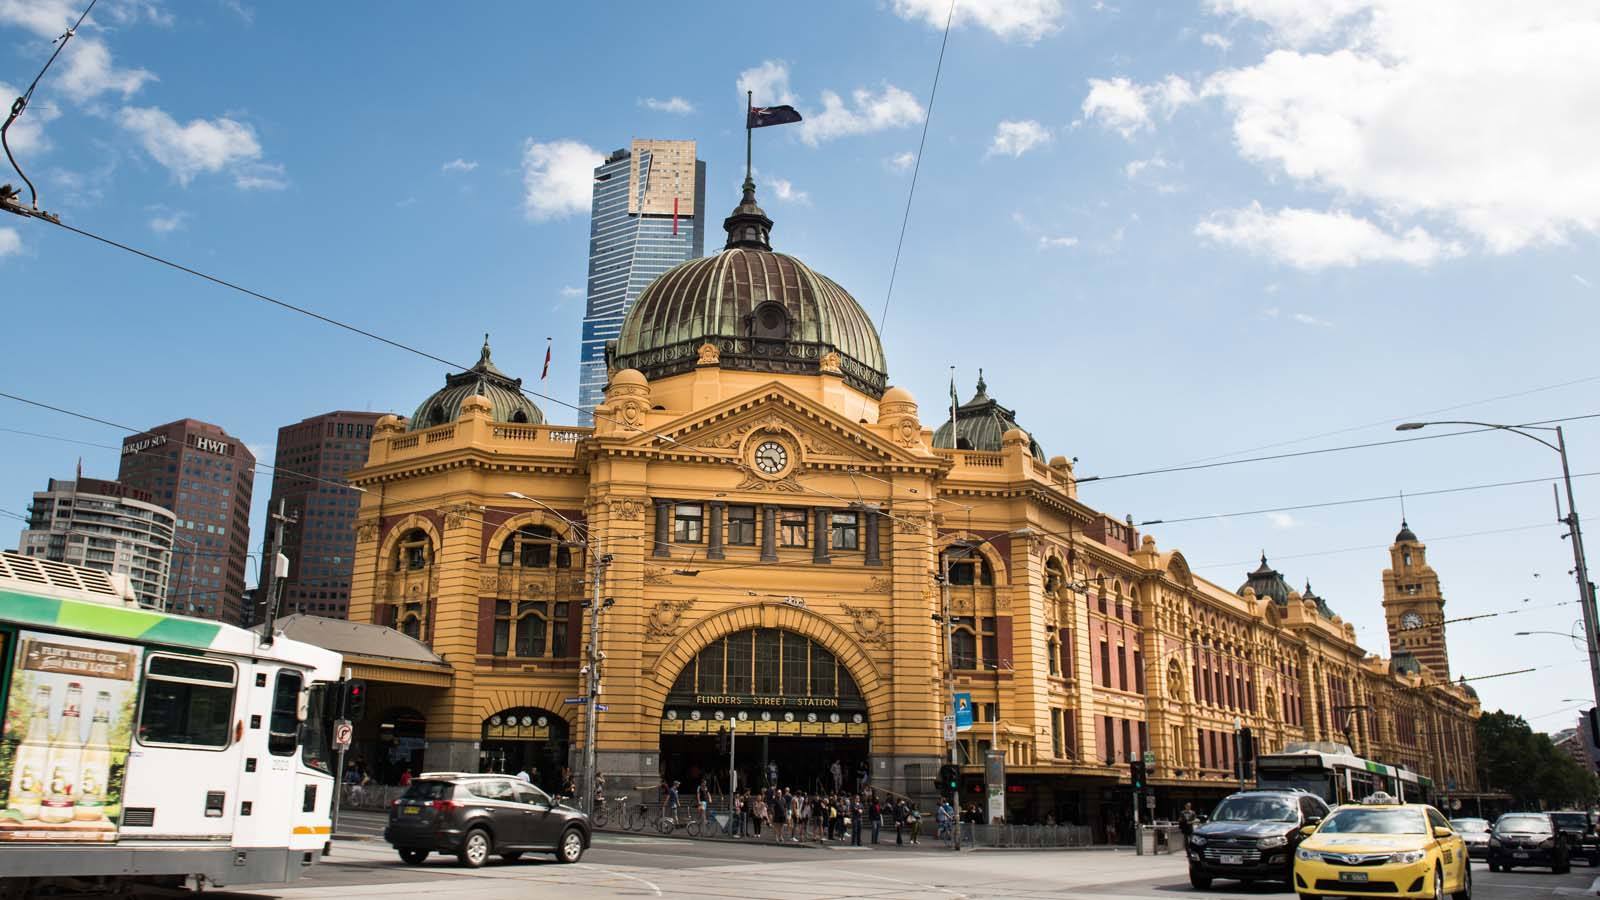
xmin=735 ymin=471 xmax=803 ymax=492
xmin=818 ymin=351 xmax=842 ymax=374
xmin=444 ymin=504 xmax=476 ymax=529
xmin=840 ymin=603 xmax=886 ymax=645
xmin=479 ymin=573 xmax=500 ymax=592
xmin=866 ymin=576 xmax=893 ymax=594
xmin=893 ymin=417 xmax=920 ymax=447
xmin=611 ymin=498 xmax=644 ymax=521
xmin=356 ymin=521 xmax=378 ymax=543
xmin=894 ymin=513 xmax=929 ymax=535
xmin=801 ymin=431 xmax=843 ymax=456
xmin=618 ymin=399 xmax=646 ymax=427
xmin=643 ymin=565 xmax=673 ymax=585
xmin=646 ymin=598 xmax=696 ymax=638
xmin=697 ymin=343 xmax=721 ymax=366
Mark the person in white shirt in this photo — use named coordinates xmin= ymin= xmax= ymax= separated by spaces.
xmin=515 ymin=768 xmax=531 ymax=782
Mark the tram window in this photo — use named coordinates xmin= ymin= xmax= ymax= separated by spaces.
xmin=139 ymin=655 xmax=236 ymax=749
xmin=301 ymin=682 xmax=334 ymax=774
xmin=268 ymin=670 xmax=302 ymax=757
xmin=728 ymin=506 xmax=756 ymax=545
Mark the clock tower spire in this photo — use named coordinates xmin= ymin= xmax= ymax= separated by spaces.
xmin=1383 ymin=520 xmax=1450 ymax=679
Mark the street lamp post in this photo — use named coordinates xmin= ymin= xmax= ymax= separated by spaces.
xmin=506 ymin=492 xmax=610 ymax=814
xmin=1397 ymin=421 xmax=1600 ymax=715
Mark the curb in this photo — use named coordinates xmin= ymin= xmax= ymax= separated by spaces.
xmin=333 ymin=833 xmax=381 ymax=843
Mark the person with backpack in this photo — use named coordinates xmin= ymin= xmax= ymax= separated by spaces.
xmin=894 ymin=799 xmax=908 ymax=845
xmin=870 ymin=793 xmax=882 ymax=844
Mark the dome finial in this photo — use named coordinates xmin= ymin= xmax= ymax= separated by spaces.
xmin=480 ymin=333 xmax=492 ymax=365
xmin=975 ymin=368 xmax=988 ymax=399
xmin=723 ymin=179 xmax=774 ymax=251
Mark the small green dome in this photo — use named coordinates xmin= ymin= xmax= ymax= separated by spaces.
xmin=610 ymin=183 xmax=888 ymax=398
xmin=410 ymin=336 xmax=543 ymax=431
xmin=1238 ymin=553 xmax=1292 ymax=605
xmin=932 ymin=371 xmax=1046 ymax=461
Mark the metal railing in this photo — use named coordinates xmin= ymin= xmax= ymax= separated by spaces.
xmin=957 ymin=822 xmax=1096 ymax=848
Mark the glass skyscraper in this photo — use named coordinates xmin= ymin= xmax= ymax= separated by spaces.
xmin=577 ymin=139 xmax=706 ymax=423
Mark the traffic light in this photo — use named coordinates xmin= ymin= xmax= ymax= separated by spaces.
xmin=936 ymin=763 xmax=959 ymax=795
xmin=340 ymin=679 xmax=367 ymax=721
xmin=1238 ymin=727 xmax=1255 ymax=761
xmin=1130 ymin=760 xmax=1146 ymax=791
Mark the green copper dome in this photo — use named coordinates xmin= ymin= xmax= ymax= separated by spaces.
xmin=409 ymin=336 xmax=543 ymax=431
xmin=609 ymin=183 xmax=888 ymax=398
xmin=932 ymin=370 xmax=1046 ymax=461
xmin=1238 ymin=553 xmax=1292 ymax=605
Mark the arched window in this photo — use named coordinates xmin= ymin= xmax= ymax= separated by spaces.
xmin=943 ymin=548 xmax=994 ymax=586
xmin=394 ymin=528 xmax=432 ymax=572
xmin=491 ymin=599 xmax=572 ymax=659
xmin=667 ymin=628 xmax=863 ymax=705
xmin=498 ymin=525 xmax=572 ymax=569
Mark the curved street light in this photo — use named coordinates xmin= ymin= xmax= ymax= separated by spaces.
xmin=1397 ymin=420 xmax=1598 ymax=713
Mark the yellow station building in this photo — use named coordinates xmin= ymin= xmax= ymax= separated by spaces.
xmin=336 ymin=180 xmax=1480 ymax=831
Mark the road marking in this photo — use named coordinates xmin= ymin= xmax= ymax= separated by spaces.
xmin=578 ymin=863 xmax=662 ymax=896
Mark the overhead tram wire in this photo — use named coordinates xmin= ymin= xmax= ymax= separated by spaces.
xmin=1 ymin=0 xmax=98 ymax=212
xmin=875 ymin=0 xmax=957 ymax=338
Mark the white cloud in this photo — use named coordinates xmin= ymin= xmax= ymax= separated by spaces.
xmin=737 ymin=60 xmax=794 ymax=106
xmin=0 ymin=81 xmax=57 ymax=154
xmin=57 ymin=39 xmax=154 ymax=102
xmin=641 ymin=96 xmax=695 ymax=114
xmin=441 ymin=158 xmax=478 ymax=174
xmin=1266 ymin=512 xmax=1297 ymax=529
xmin=890 ymin=0 xmax=1064 ymax=43
xmin=1198 ymin=1 xmax=1600 ymax=255
xmin=521 ymin=138 xmax=602 ymax=221
xmin=1261 ymin=305 xmax=1280 ymax=318
xmin=801 ymin=84 xmax=923 ymax=145
xmin=1575 ymin=274 xmax=1593 ymax=289
xmin=0 ymin=227 xmax=20 ymax=258
xmin=0 ymin=0 xmax=84 ymax=37
xmin=1195 ymin=203 xmax=1462 ymax=269
xmin=886 ymin=151 xmax=916 ymax=173
xmin=147 ymin=208 xmax=186 ymax=233
xmin=1201 ymin=32 xmax=1233 ymax=51
xmin=1038 ymin=235 xmax=1079 ymax=249
xmin=1292 ymin=312 xmax=1334 ymax=327
xmin=764 ymin=176 xmax=809 ymax=204
xmin=987 ymin=119 xmax=1052 ymax=158
xmin=1081 ymin=75 xmax=1195 ymax=138
xmin=118 ymin=106 xmax=264 ymax=185
xmin=560 ymin=286 xmax=582 ymax=298
xmin=233 ymin=161 xmax=287 ymax=191
xmin=1125 ymin=154 xmax=1169 ymax=179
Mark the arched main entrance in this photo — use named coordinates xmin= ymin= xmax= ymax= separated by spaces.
xmin=480 ymin=707 xmax=569 ymax=793
xmin=660 ymin=627 xmax=870 ymax=795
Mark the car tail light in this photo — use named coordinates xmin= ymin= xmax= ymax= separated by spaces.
xmin=430 ymin=800 xmax=462 ymax=814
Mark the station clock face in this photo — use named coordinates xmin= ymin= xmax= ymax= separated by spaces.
xmin=753 ymin=440 xmax=789 ymax=475
xmin=1400 ymin=610 xmax=1424 ymax=630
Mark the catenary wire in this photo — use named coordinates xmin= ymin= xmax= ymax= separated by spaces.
xmin=876 ymin=0 xmax=956 ymax=338
xmin=1 ymin=0 xmax=98 ymax=209
xmin=1194 ymin=522 xmax=1554 ymax=569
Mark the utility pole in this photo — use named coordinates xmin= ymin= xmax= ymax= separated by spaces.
xmin=729 ymin=718 xmax=738 ymax=829
xmin=1554 ymin=427 xmax=1600 ymax=716
xmin=939 ymin=554 xmax=961 ymax=851
xmin=259 ymin=499 xmax=295 ymax=646
xmin=581 ymin=537 xmax=612 ymax=815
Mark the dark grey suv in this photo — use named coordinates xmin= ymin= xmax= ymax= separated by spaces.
xmin=1188 ymin=789 xmax=1331 ymax=889
xmin=384 ymin=773 xmax=591 ymax=867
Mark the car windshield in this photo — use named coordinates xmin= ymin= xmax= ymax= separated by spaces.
xmin=1318 ymin=808 xmax=1427 ymax=834
xmin=401 ymin=780 xmax=452 ymax=801
xmin=1450 ymin=818 xmax=1489 ymax=833
xmin=1211 ymin=796 xmax=1298 ymax=823
xmin=1497 ymin=815 xmax=1553 ymax=834
xmin=1551 ymin=814 xmax=1588 ymax=829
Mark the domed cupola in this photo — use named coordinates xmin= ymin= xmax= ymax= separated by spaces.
xmin=609 ymin=180 xmax=888 ymax=398
xmin=1302 ymin=580 xmax=1336 ymax=618
xmin=932 ymin=370 xmax=1045 ymax=461
xmin=409 ymin=335 xmax=543 ymax=431
xmin=1238 ymin=552 xmax=1292 ymax=605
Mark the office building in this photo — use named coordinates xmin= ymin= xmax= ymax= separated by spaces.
xmin=17 ymin=476 xmax=176 ymax=607
xmin=577 ymin=139 xmax=706 ymax=424
xmin=256 ymin=410 xmax=383 ymax=623
xmin=118 ymin=419 xmax=255 ymax=623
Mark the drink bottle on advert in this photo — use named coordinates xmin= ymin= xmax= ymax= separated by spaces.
xmin=5 ymin=685 xmax=54 ymax=821
xmin=38 ymin=682 xmax=83 ymax=825
xmin=75 ymin=691 xmax=113 ymax=822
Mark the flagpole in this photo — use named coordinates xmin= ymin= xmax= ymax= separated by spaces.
xmin=950 ymin=366 xmax=958 ymax=450
xmin=745 ymin=90 xmax=753 ymax=186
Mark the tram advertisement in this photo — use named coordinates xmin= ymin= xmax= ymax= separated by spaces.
xmin=0 ymin=632 xmax=142 ymax=842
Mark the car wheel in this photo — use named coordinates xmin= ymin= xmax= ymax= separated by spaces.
xmin=398 ymin=848 xmax=428 ymax=865
xmin=501 ymin=851 xmax=523 ymax=862
xmin=1189 ymin=868 xmax=1213 ymax=890
xmin=556 ymin=827 xmax=584 ymax=864
xmin=1433 ymin=865 xmax=1445 ymax=900
xmin=1487 ymin=861 xmax=1501 ymax=873
xmin=1452 ymin=860 xmax=1472 ymax=900
xmin=457 ymin=828 xmax=492 ymax=868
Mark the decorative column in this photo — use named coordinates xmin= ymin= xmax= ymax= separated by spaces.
xmin=652 ymin=500 xmax=671 ymax=557
xmin=706 ymin=501 xmax=725 ymax=560
xmin=864 ymin=511 xmax=882 ymax=566
xmin=760 ymin=505 xmax=778 ymax=562
xmin=813 ymin=508 xmax=832 ymax=564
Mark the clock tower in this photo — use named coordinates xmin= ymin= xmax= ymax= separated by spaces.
xmin=1383 ymin=520 xmax=1450 ymax=679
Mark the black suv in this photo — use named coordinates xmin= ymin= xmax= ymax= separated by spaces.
xmin=1489 ymin=812 xmax=1571 ymax=873
xmin=1549 ymin=811 xmax=1600 ymax=866
xmin=384 ymin=773 xmax=591 ymax=868
xmin=1188 ymin=789 xmax=1331 ymax=889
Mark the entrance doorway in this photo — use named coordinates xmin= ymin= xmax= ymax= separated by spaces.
xmin=480 ymin=708 xmax=569 ymax=793
xmin=375 ymin=707 xmax=427 ymax=784
xmin=660 ymin=627 xmax=871 ymax=796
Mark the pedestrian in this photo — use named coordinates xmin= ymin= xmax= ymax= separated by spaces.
xmin=870 ymin=794 xmax=882 ymax=844
xmin=752 ymin=794 xmax=766 ymax=837
xmin=1178 ymin=802 xmax=1197 ymax=841
xmin=851 ymin=795 xmax=863 ymax=846
xmin=830 ymin=759 xmax=843 ymax=793
xmin=667 ymin=780 xmax=681 ymax=823
xmin=910 ymin=805 xmax=921 ymax=845
xmin=776 ymin=788 xmax=791 ymax=842
xmin=398 ymin=768 xmax=412 ymax=788
xmin=937 ymin=797 xmax=954 ymax=843
xmin=697 ymin=781 xmax=711 ymax=828
xmin=516 ymin=766 xmax=531 ymax=783
xmin=857 ymin=759 xmax=870 ymax=791
xmin=895 ymin=800 xmax=907 ymax=845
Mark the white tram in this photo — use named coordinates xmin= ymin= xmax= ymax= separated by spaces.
xmin=1256 ymin=741 xmax=1433 ymax=806
xmin=0 ymin=551 xmax=342 ymax=893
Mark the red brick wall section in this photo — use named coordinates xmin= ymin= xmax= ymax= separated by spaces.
xmin=476 ymin=598 xmax=496 ymax=655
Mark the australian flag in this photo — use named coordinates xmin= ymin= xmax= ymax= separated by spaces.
xmin=748 ymin=104 xmax=803 ymax=128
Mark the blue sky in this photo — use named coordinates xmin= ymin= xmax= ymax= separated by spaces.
xmin=2 ymin=0 xmax=1598 ymax=729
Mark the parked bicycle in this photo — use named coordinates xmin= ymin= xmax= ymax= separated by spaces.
xmin=591 ymin=795 xmax=628 ymax=829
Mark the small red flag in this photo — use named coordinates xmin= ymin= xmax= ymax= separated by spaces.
xmin=541 ymin=338 xmax=552 ymax=380
xmin=673 ymin=196 xmax=679 ymax=235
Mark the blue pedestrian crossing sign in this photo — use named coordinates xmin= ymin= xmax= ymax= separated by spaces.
xmin=954 ymin=693 xmax=974 ymax=729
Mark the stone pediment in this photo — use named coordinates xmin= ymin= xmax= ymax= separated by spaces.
xmin=620 ymin=382 xmax=939 ymax=472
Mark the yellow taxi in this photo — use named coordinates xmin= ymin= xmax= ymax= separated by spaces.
xmin=1293 ymin=794 xmax=1471 ymax=900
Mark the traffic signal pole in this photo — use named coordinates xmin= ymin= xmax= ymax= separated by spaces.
xmin=939 ymin=555 xmax=960 ymax=851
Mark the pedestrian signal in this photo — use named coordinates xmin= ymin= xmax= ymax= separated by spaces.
xmin=937 ymin=763 xmax=959 ymax=795
xmin=1130 ymin=760 xmax=1147 ymax=790
xmin=340 ymin=679 xmax=367 ymax=721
